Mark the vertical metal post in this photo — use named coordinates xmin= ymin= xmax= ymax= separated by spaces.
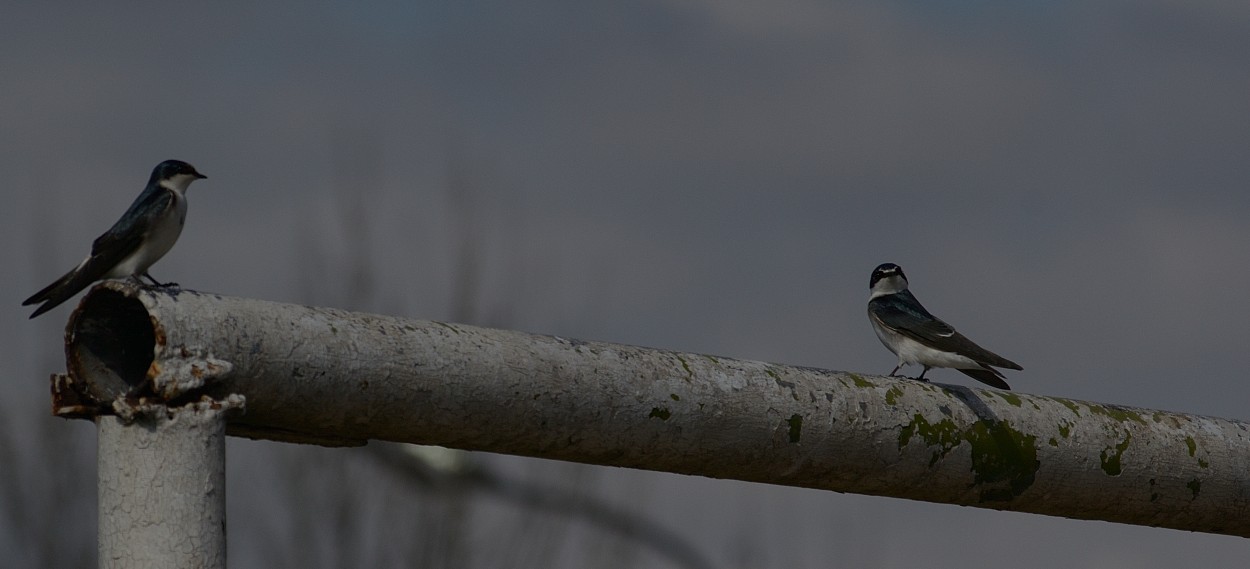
xmin=97 ymin=398 xmax=240 ymax=569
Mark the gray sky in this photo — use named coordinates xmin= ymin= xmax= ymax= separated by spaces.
xmin=4 ymin=1 xmax=1250 ymax=567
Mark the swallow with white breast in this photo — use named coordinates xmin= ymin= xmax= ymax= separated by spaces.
xmin=867 ymin=263 xmax=1021 ymax=390
xmin=23 ymin=159 xmax=206 ymax=318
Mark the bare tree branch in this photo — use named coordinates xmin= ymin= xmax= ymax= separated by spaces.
xmin=366 ymin=444 xmax=717 ymax=569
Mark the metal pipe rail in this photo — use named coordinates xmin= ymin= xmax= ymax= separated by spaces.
xmin=58 ymin=280 xmax=1250 ymax=553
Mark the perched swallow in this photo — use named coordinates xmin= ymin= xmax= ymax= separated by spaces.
xmin=23 ymin=160 xmax=206 ymax=318
xmin=867 ymin=263 xmax=1021 ymax=390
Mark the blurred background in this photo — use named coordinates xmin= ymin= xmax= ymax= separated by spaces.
xmin=3 ymin=1 xmax=1250 ymax=567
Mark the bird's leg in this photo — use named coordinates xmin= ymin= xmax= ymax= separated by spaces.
xmin=889 ymin=364 xmax=902 ymax=376
xmin=141 ymin=272 xmax=179 ymax=288
xmin=915 ymin=366 xmax=931 ymax=382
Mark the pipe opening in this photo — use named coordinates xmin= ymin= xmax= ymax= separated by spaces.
xmin=69 ymin=288 xmax=156 ymax=402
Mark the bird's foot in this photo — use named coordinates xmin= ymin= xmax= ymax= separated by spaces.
xmin=909 ymin=376 xmax=931 ymax=383
xmin=138 ymin=272 xmax=178 ymax=288
xmin=132 ymin=277 xmax=180 ymax=289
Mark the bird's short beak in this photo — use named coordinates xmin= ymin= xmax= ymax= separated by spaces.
xmin=195 ymin=172 xmax=208 ymax=180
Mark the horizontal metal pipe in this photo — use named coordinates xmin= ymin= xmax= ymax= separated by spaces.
xmin=61 ymin=281 xmax=1250 ymax=537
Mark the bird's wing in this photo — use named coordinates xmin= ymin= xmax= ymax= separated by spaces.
xmin=869 ymin=291 xmax=957 ymax=340
xmin=869 ymin=291 xmax=1022 ymax=370
xmin=23 ymin=262 xmax=81 ymax=306
xmin=90 ymin=186 xmax=174 ymax=261
xmin=958 ymin=366 xmax=1012 ymax=390
xmin=23 ymin=187 xmax=175 ymax=317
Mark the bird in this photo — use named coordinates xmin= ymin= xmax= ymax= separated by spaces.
xmin=867 ymin=262 xmax=1021 ymax=390
xmin=23 ymin=159 xmax=207 ymax=318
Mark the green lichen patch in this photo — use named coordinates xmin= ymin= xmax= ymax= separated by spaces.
xmin=670 ymin=393 xmax=681 ymax=401
xmin=1100 ymin=433 xmax=1132 ymax=476
xmin=967 ymin=420 xmax=1041 ymax=502
xmin=1053 ymin=398 xmax=1082 ymax=416
xmin=899 ymin=414 xmax=963 ymax=467
xmin=1187 ymin=478 xmax=1202 ymax=499
xmin=1086 ymin=404 xmax=1148 ymax=425
xmin=1057 ymin=422 xmax=1072 ymax=439
xmin=1185 ymin=436 xmax=1197 ymax=457
xmin=676 ymin=356 xmax=693 ymax=381
xmin=884 ymin=386 xmax=904 ymax=405
xmin=765 ymin=369 xmax=781 ymax=381
xmin=1048 ymin=438 xmax=1059 ymax=447
xmin=1198 ymin=458 xmax=1209 ymax=469
xmin=705 ymin=355 xmax=720 ymax=364
xmin=996 ymin=392 xmax=1023 ymax=407
xmin=787 ymin=414 xmax=803 ymax=443
xmin=898 ymin=414 xmax=1040 ymax=501
xmin=848 ymin=373 xmax=874 ymax=388
xmin=649 ymin=407 xmax=672 ymax=421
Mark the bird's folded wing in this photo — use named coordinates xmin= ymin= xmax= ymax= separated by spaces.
xmin=89 ymin=187 xmax=174 ymax=266
xmin=869 ymin=292 xmax=956 ymax=341
xmin=957 ymin=367 xmax=1012 ymax=390
xmin=870 ymin=292 xmax=1021 ymax=370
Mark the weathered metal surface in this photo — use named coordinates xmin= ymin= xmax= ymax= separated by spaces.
xmin=63 ymin=281 xmax=1250 ymax=537
xmin=98 ymin=395 xmax=242 ymax=569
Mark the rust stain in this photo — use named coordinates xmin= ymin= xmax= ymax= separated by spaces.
xmin=150 ymin=314 xmax=167 ymax=348
xmin=50 ymin=373 xmax=103 ymax=418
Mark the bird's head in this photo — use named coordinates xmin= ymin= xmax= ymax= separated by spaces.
xmin=869 ymin=263 xmax=908 ymax=296
xmin=153 ymin=159 xmax=207 ymax=192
